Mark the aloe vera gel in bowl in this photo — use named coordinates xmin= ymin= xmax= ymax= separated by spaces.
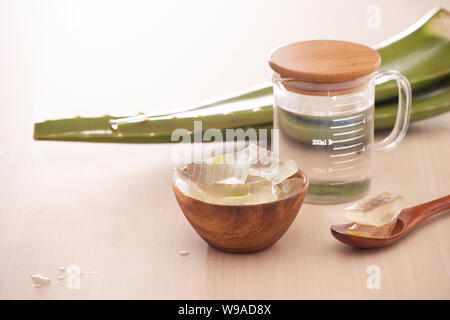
xmin=268 ymin=40 xmax=412 ymax=204
xmin=173 ymin=144 xmax=302 ymax=206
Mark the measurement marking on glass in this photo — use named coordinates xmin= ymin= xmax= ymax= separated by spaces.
xmin=327 ymin=109 xmax=358 ymax=116
xmin=332 ymin=114 xmax=363 ymax=122
xmin=329 ymin=164 xmax=363 ymax=172
xmin=312 ymin=139 xmax=327 ymax=146
xmin=329 ymin=146 xmax=366 ymax=158
xmin=332 ymin=101 xmax=366 ymax=108
xmin=315 ymin=164 xmax=364 ymax=174
xmin=328 ymin=135 xmax=365 ymax=145
xmin=330 ymin=178 xmax=365 ymax=186
xmin=332 ymin=128 xmax=364 ymax=136
xmin=333 ymin=169 xmax=366 ymax=179
xmin=330 ymin=118 xmax=366 ymax=130
xmin=333 ymin=157 xmax=363 ymax=165
xmin=332 ymin=142 xmax=363 ymax=151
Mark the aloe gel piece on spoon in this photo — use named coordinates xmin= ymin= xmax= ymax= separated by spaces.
xmin=344 ymin=192 xmax=403 ymax=238
xmin=346 ymin=220 xmax=399 ymax=238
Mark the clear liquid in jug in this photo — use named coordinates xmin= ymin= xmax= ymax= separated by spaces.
xmin=274 ymin=86 xmax=374 ymax=204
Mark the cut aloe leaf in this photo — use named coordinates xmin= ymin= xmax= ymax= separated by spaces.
xmin=33 ymin=8 xmax=450 ymax=143
xmin=375 ymin=8 xmax=450 ymax=101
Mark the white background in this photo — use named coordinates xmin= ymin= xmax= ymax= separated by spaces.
xmin=1 ymin=0 xmax=449 ymax=124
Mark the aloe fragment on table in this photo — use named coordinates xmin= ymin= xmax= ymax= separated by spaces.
xmin=34 ymin=8 xmax=450 ymax=143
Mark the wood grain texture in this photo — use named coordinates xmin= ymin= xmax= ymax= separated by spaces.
xmin=0 ymin=113 xmax=448 ymax=300
xmin=269 ymin=40 xmax=381 ymax=83
xmin=173 ymin=170 xmax=308 ymax=253
xmin=330 ymin=195 xmax=450 ymax=248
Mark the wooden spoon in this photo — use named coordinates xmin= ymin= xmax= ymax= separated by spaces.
xmin=330 ymin=195 xmax=450 ymax=248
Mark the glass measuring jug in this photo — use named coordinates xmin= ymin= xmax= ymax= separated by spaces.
xmin=269 ymin=40 xmax=411 ymax=204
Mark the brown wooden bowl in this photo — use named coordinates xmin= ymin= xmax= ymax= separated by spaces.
xmin=172 ymin=169 xmax=309 ymax=253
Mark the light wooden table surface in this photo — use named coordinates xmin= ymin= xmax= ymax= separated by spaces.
xmin=0 ymin=113 xmax=449 ymax=299
xmin=0 ymin=0 xmax=449 ymax=300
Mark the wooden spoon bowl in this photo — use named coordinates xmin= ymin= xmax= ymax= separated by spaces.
xmin=330 ymin=195 xmax=450 ymax=248
xmin=172 ymin=170 xmax=309 ymax=253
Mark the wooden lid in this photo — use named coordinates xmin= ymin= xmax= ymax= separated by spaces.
xmin=268 ymin=40 xmax=381 ymax=83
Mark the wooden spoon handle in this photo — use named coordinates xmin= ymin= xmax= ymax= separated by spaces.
xmin=399 ymin=194 xmax=450 ymax=231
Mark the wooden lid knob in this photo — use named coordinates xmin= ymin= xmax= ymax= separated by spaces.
xmin=268 ymin=40 xmax=381 ymax=83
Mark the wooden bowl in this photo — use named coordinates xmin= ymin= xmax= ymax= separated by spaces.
xmin=172 ymin=170 xmax=309 ymax=253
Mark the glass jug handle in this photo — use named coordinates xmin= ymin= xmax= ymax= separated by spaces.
xmin=373 ymin=70 xmax=412 ymax=153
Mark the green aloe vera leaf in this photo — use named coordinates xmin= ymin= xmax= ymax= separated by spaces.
xmin=34 ymin=83 xmax=449 ymax=142
xmin=374 ymin=80 xmax=450 ymax=130
xmin=180 ymin=82 xmax=272 ymax=110
xmin=375 ymin=8 xmax=450 ymax=101
xmin=134 ymin=82 xmax=273 ymax=119
xmin=34 ymin=122 xmax=273 ymax=143
xmin=115 ymin=101 xmax=273 ymax=135
xmin=33 ymin=7 xmax=450 ymax=143
xmin=34 ymin=104 xmax=274 ymax=143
